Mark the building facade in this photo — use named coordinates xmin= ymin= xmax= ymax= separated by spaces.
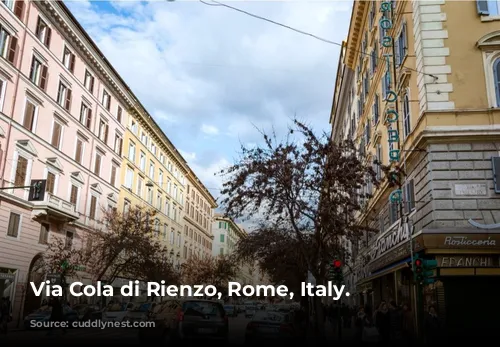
xmin=330 ymin=0 xmax=500 ymax=340
xmin=0 ymin=0 xmax=215 ymax=324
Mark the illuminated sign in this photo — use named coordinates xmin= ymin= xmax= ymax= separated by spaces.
xmin=380 ymin=1 xmax=402 ymax=204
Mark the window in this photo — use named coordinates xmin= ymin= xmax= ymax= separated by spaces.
xmin=130 ymin=120 xmax=138 ymax=134
xmin=170 ymin=230 xmax=174 ymax=244
xmin=102 ymin=90 xmax=110 ymax=111
xmin=69 ymin=185 xmax=78 ymax=205
xmin=402 ymin=91 xmax=411 ymax=137
xmin=173 ymin=184 xmax=178 ymax=199
xmin=141 ymin=132 xmax=148 ymax=145
xmin=137 ymin=176 xmax=143 ymax=196
xmin=98 ymin=119 xmax=109 ymax=144
xmin=477 ymin=1 xmax=500 ymax=16
xmin=39 ymin=223 xmax=49 ymax=244
xmin=46 ymin=171 xmax=55 ymax=194
xmin=114 ymin=133 xmax=123 ymax=156
xmin=167 ymin=180 xmax=171 ymax=194
xmin=177 ymin=232 xmax=181 ymax=247
xmin=372 ymin=94 xmax=380 ymax=125
xmin=75 ymin=138 xmax=84 ymax=164
xmin=149 ymin=161 xmax=154 ymax=179
xmin=158 ymin=170 xmax=163 ymax=188
xmin=7 ymin=212 xmax=20 ymax=237
xmin=35 ymin=16 xmax=51 ymax=47
xmin=220 ymin=234 xmax=225 ymax=242
xmin=382 ymin=69 xmax=390 ymax=99
xmin=22 ymin=99 xmax=37 ymax=131
xmin=368 ymin=1 xmax=375 ymax=29
xmin=0 ymin=25 xmax=18 ymax=65
xmin=50 ymin=119 xmax=63 ymax=149
xmin=173 ymin=206 xmax=177 ymax=222
xmin=57 ymin=81 xmax=72 ymax=111
xmin=80 ymin=102 xmax=92 ymax=129
xmin=389 ymin=202 xmax=399 ymax=225
xmin=84 ymin=69 xmax=95 ymax=93
xmin=494 ymin=58 xmax=500 ymax=107
xmin=147 ymin=186 xmax=153 ymax=204
xmin=220 ymin=248 xmax=224 ymax=255
xmin=395 ymin=22 xmax=408 ymax=66
xmin=93 ymin=152 xmax=102 ymax=176
xmin=140 ymin=152 xmax=146 ymax=171
xmin=14 ymin=155 xmax=27 ymax=186
xmin=376 ymin=144 xmax=383 ymax=180
xmin=62 ymin=46 xmax=75 ymax=72
xmin=110 ymin=165 xmax=117 ymax=186
xmin=116 ymin=106 xmax=123 ymax=123
xmin=65 ymin=231 xmax=73 ymax=249
xmin=128 ymin=141 xmax=136 ymax=162
xmin=125 ymin=168 xmax=133 ymax=189
xmin=157 ymin=192 xmax=162 ymax=210
xmin=89 ymin=195 xmax=97 ymax=219
xmin=403 ymin=179 xmax=416 ymax=214
xmin=29 ymin=56 xmax=48 ymax=90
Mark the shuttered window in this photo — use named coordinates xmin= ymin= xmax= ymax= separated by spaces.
xmin=93 ymin=152 xmax=101 ymax=176
xmin=14 ymin=156 xmax=27 ymax=186
xmin=23 ymin=100 xmax=36 ymax=131
xmin=35 ymin=16 xmax=51 ymax=47
xmin=7 ymin=212 xmax=20 ymax=237
xmin=45 ymin=172 xmax=55 ymax=194
xmin=39 ymin=223 xmax=49 ymax=244
xmin=51 ymin=121 xmax=62 ymax=149
xmin=89 ymin=195 xmax=97 ymax=219
xmin=70 ymin=185 xmax=78 ymax=205
xmin=75 ymin=139 xmax=83 ymax=164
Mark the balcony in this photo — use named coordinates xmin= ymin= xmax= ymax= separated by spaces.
xmin=31 ymin=192 xmax=78 ymax=222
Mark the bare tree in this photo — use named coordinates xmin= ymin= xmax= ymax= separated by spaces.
xmin=182 ymin=254 xmax=239 ymax=296
xmin=220 ymin=119 xmax=377 ymax=333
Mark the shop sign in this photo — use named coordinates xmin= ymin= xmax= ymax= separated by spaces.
xmin=437 ymin=256 xmax=499 ymax=268
xmin=371 ymin=221 xmax=411 ymax=260
xmin=454 ymin=183 xmax=487 ymax=196
xmin=443 ymin=236 xmax=496 ymax=247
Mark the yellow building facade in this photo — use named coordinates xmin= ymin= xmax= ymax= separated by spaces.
xmin=118 ymin=105 xmax=216 ymax=269
xmin=330 ymin=0 xmax=500 ymax=340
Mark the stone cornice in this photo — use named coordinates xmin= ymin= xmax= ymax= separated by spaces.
xmin=345 ymin=0 xmax=368 ymax=70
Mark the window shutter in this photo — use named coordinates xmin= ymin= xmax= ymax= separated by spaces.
xmin=35 ymin=17 xmax=41 ymax=36
xmin=89 ymin=196 xmax=97 ymax=219
xmin=45 ymin=27 xmax=52 ymax=47
xmin=86 ymin=109 xmax=92 ymax=129
xmin=46 ymin=172 xmax=55 ymax=193
xmin=476 ymin=0 xmax=489 ymax=15
xmin=57 ymin=84 xmax=62 ymax=105
xmin=395 ymin=34 xmax=401 ymax=67
xmin=51 ymin=123 xmax=61 ymax=148
xmin=492 ymin=157 xmax=500 ymax=193
xmin=75 ymin=141 xmax=82 ymax=163
xmin=7 ymin=213 xmax=20 ymax=237
xmin=65 ymin=88 xmax=72 ymax=110
xmin=15 ymin=157 xmax=27 ymax=186
xmin=40 ymin=65 xmax=48 ymax=90
xmin=403 ymin=184 xmax=409 ymax=215
xmin=14 ymin=1 xmax=25 ymax=21
xmin=7 ymin=36 xmax=18 ymax=65
xmin=23 ymin=102 xmax=34 ymax=130
xmin=69 ymin=54 xmax=75 ymax=72
xmin=494 ymin=60 xmax=500 ymax=107
xmin=104 ymin=124 xmax=109 ymax=144
xmin=90 ymin=76 xmax=94 ymax=94
xmin=29 ymin=57 xmax=35 ymax=81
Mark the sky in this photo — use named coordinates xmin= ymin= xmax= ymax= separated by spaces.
xmin=65 ymin=0 xmax=353 ymax=203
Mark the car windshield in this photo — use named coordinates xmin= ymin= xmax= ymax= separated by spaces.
xmin=252 ymin=311 xmax=285 ymax=322
xmin=183 ymin=301 xmax=222 ymax=317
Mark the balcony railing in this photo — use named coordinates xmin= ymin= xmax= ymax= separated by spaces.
xmin=32 ymin=192 xmax=78 ymax=222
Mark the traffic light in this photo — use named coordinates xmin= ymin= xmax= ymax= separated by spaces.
xmin=28 ymin=179 xmax=46 ymax=202
xmin=332 ymin=259 xmax=343 ymax=284
xmin=413 ymin=254 xmax=437 ymax=285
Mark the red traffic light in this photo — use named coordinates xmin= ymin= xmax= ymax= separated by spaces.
xmin=415 ymin=259 xmax=422 ymax=267
xmin=333 ymin=260 xmax=342 ymax=268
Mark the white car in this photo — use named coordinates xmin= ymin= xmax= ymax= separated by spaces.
xmin=102 ymin=302 xmax=135 ymax=322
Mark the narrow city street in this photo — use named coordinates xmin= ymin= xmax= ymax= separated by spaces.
xmin=0 ymin=314 xmax=251 ymax=345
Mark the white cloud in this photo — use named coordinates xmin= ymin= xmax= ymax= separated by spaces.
xmin=201 ymin=124 xmax=219 ymax=136
xmin=65 ymin=0 xmax=352 ymax=198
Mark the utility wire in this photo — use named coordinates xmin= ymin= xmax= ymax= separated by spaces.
xmin=198 ymin=0 xmax=437 ymax=79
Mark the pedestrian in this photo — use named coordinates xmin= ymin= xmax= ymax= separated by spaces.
xmin=401 ymin=303 xmax=414 ymax=346
xmin=46 ymin=297 xmax=67 ymax=336
xmin=389 ymin=300 xmax=403 ymax=343
xmin=375 ymin=302 xmax=391 ymax=344
xmin=361 ymin=305 xmax=379 ymax=344
xmin=355 ymin=306 xmax=366 ymax=341
xmin=0 ymin=297 xmax=10 ymax=334
xmin=424 ymin=305 xmax=441 ymax=345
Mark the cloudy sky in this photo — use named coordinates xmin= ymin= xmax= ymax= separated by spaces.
xmin=65 ymin=0 xmax=353 ymax=200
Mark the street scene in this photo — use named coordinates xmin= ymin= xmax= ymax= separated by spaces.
xmin=0 ymin=0 xmax=500 ymax=345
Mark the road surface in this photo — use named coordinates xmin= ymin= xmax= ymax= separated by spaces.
xmin=0 ymin=314 xmax=251 ymax=345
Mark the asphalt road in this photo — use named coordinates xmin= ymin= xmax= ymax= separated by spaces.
xmin=0 ymin=314 xmax=251 ymax=345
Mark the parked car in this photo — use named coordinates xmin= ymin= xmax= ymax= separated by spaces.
xmin=24 ymin=305 xmax=79 ymax=329
xmin=102 ymin=302 xmax=135 ymax=322
xmin=223 ymin=305 xmax=237 ymax=317
xmin=245 ymin=306 xmax=257 ymax=318
xmin=244 ymin=311 xmax=297 ymax=344
xmin=73 ymin=304 xmax=101 ymax=321
xmin=124 ymin=302 xmax=153 ymax=323
xmin=139 ymin=299 xmax=229 ymax=344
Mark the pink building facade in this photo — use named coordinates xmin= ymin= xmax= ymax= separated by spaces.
xmin=0 ymin=0 xmax=138 ymax=324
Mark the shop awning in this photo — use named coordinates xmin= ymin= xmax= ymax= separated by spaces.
xmin=358 ymin=257 xmax=411 ymax=285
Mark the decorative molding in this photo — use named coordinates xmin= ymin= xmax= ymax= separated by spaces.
xmin=0 ymin=14 xmax=18 ymax=35
xmin=16 ymin=140 xmax=38 ymax=157
xmin=25 ymin=88 xmax=44 ymax=106
xmin=90 ymin=183 xmax=102 ymax=194
xmin=468 ymin=219 xmax=500 ymax=230
xmin=53 ymin=111 xmax=68 ymax=125
xmin=70 ymin=171 xmax=85 ymax=184
xmin=32 ymin=48 xmax=49 ymax=64
xmin=46 ymin=157 xmax=63 ymax=172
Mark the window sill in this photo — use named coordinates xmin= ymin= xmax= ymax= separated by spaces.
xmin=481 ymin=15 xmax=500 ymax=22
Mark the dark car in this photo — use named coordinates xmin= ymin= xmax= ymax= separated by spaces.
xmin=245 ymin=311 xmax=298 ymax=344
xmin=223 ymin=305 xmax=237 ymax=317
xmin=24 ymin=305 xmax=79 ymax=329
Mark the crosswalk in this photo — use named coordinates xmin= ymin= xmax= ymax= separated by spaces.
xmin=1 ymin=327 xmax=141 ymax=344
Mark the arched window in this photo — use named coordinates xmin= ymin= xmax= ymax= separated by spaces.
xmin=494 ymin=58 xmax=500 ymax=107
xmin=403 ymin=91 xmax=411 ymax=138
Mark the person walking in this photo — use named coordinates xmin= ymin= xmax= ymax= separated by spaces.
xmin=0 ymin=297 xmax=10 ymax=334
xmin=375 ymin=302 xmax=391 ymax=344
xmin=46 ymin=297 xmax=67 ymax=336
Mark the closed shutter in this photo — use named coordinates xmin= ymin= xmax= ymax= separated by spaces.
xmin=23 ymin=102 xmax=35 ymax=130
xmin=89 ymin=196 xmax=97 ymax=219
xmin=14 ymin=156 xmax=27 ymax=186
xmin=40 ymin=65 xmax=48 ymax=90
xmin=75 ymin=140 xmax=83 ymax=163
xmin=70 ymin=185 xmax=78 ymax=204
xmin=7 ymin=212 xmax=20 ymax=237
xmin=46 ymin=172 xmax=55 ymax=194
xmin=492 ymin=157 xmax=500 ymax=193
xmin=51 ymin=122 xmax=61 ymax=148
xmin=7 ymin=36 xmax=18 ymax=65
xmin=14 ymin=1 xmax=25 ymax=21
xmin=65 ymin=88 xmax=72 ymax=110
xmin=476 ymin=0 xmax=489 ymax=15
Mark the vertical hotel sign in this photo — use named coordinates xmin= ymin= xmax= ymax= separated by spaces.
xmin=380 ymin=1 xmax=402 ymax=205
